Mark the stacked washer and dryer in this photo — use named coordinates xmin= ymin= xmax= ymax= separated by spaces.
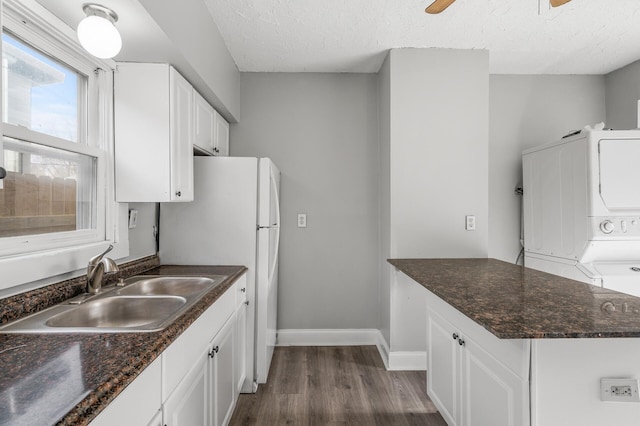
xmin=523 ymin=127 xmax=640 ymax=297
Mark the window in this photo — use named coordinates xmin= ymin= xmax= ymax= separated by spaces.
xmin=0 ymin=0 xmax=128 ymax=290
xmin=0 ymin=32 xmax=98 ymax=241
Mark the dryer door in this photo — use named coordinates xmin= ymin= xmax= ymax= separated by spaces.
xmin=599 ymin=139 xmax=640 ymax=210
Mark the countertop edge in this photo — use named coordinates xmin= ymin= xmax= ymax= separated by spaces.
xmin=388 ymin=258 xmax=640 ymax=340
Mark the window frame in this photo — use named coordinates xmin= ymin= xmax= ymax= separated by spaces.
xmin=0 ymin=0 xmax=129 ymax=292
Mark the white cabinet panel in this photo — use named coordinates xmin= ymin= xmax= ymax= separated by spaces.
xmin=164 ymin=350 xmax=208 ymax=426
xmin=427 ymin=304 xmax=529 ymax=426
xmin=213 ymin=110 xmax=229 ymax=156
xmin=194 ymin=91 xmax=216 ymax=155
xmin=114 ymin=63 xmax=193 ymax=202
xmin=169 ymin=68 xmax=194 ymax=201
xmin=90 ymin=357 xmax=161 ymax=426
xmin=235 ymin=302 xmax=248 ymax=394
xmin=462 ymin=335 xmax=528 ymax=426
xmin=427 ymin=308 xmax=460 ymax=426
xmin=209 ymin=316 xmax=236 ymax=426
xmin=162 ymin=284 xmax=235 ymax=401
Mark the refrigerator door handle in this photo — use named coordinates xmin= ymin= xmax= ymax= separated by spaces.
xmin=270 ymin=165 xmax=281 ymax=227
xmin=268 ymin=165 xmax=281 ymax=283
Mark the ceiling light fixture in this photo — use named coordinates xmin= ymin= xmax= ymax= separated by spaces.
xmin=77 ymin=3 xmax=122 ymax=59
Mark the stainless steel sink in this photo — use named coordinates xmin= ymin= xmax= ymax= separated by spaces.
xmin=45 ymin=296 xmax=186 ymax=329
xmin=117 ymin=276 xmax=224 ymax=297
xmin=0 ymin=274 xmax=228 ymax=333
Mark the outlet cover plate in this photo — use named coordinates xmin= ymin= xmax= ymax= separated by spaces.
xmin=601 ymin=378 xmax=640 ymax=402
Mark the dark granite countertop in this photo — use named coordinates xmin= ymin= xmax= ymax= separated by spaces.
xmin=389 ymin=258 xmax=640 ymax=339
xmin=0 ymin=264 xmax=247 ymax=426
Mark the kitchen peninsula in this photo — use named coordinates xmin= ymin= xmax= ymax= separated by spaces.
xmin=389 ymin=258 xmax=640 ymax=426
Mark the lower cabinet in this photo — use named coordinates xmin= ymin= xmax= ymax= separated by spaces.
xmin=209 ymin=315 xmax=236 ymax=426
xmin=164 ymin=350 xmax=209 ymax=426
xmin=234 ymin=300 xmax=247 ymax=394
xmin=427 ymin=305 xmax=529 ymax=426
xmin=89 ymin=273 xmax=248 ymax=426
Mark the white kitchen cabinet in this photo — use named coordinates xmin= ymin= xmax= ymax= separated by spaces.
xmin=194 ymin=91 xmax=216 ymax=155
xmin=163 ymin=349 xmax=209 ymax=426
xmin=235 ymin=291 xmax=248 ymax=394
xmin=209 ymin=315 xmax=236 ymax=426
xmin=114 ymin=63 xmax=194 ymax=202
xmin=427 ymin=308 xmax=460 ymax=425
xmin=427 ymin=305 xmax=529 ymax=426
xmin=89 ymin=357 xmax=162 ymax=426
xmin=213 ymin=110 xmax=230 ymax=156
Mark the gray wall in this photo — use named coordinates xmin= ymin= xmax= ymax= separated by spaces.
xmin=377 ymin=55 xmax=391 ymax=345
xmin=231 ymin=73 xmax=380 ymax=330
xmin=139 ymin=0 xmax=241 ymax=120
xmin=488 ymin=75 xmax=606 ymax=263
xmin=384 ymin=48 xmax=490 ymax=352
xmin=605 ymin=59 xmax=640 ymax=130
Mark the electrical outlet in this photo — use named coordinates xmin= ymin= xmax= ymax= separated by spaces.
xmin=601 ymin=378 xmax=640 ymax=402
xmin=128 ymin=209 xmax=138 ymax=229
xmin=297 ymin=213 xmax=307 ymax=228
xmin=465 ymin=215 xmax=476 ymax=231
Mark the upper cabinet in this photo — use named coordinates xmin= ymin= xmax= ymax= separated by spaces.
xmin=213 ymin=109 xmax=229 ymax=157
xmin=193 ymin=91 xmax=216 ymax=155
xmin=114 ymin=63 xmax=230 ymax=202
xmin=193 ymin=91 xmax=230 ymax=157
xmin=115 ymin=63 xmax=194 ymax=202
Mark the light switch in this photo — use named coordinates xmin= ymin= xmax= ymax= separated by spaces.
xmin=297 ymin=213 xmax=307 ymax=228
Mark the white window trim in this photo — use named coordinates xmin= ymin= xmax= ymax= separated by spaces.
xmin=0 ymin=0 xmax=129 ymax=292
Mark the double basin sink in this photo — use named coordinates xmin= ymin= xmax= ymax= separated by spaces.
xmin=0 ymin=275 xmax=227 ymax=333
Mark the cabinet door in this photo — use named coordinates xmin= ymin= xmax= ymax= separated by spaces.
xmin=213 ymin=111 xmax=229 ymax=156
xmin=427 ymin=308 xmax=460 ymax=426
xmin=235 ymin=302 xmax=247 ymax=394
xmin=209 ymin=316 xmax=236 ymax=426
xmin=164 ymin=350 xmax=208 ymax=426
xmin=169 ymin=67 xmax=194 ymax=201
xmin=461 ymin=336 xmax=528 ymax=426
xmin=194 ymin=91 xmax=215 ymax=155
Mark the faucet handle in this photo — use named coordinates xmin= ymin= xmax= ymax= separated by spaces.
xmin=89 ymin=244 xmax=114 ymax=265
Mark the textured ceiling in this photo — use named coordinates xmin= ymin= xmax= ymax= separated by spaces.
xmin=204 ymin=0 xmax=640 ymax=74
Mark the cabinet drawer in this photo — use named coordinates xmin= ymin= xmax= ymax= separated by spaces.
xmin=162 ymin=283 xmax=236 ymax=402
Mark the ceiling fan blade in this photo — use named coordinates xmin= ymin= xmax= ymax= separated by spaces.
xmin=550 ymin=0 xmax=572 ymax=7
xmin=425 ymin=0 xmax=457 ymax=14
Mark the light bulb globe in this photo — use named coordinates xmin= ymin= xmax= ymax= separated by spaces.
xmin=77 ymin=14 xmax=122 ymax=59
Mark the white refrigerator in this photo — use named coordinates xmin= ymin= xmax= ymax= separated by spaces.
xmin=159 ymin=156 xmax=280 ymax=392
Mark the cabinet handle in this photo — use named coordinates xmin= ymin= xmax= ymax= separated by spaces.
xmin=214 ymin=147 xmax=220 ymax=154
xmin=458 ymin=338 xmax=465 ymax=347
xmin=452 ymin=333 xmax=458 ymax=340
xmin=245 ymin=300 xmax=249 ymax=306
xmin=175 ymin=191 xmax=181 ymax=197
xmin=241 ymin=287 xmax=246 ymax=293
xmin=208 ymin=345 xmax=219 ymax=358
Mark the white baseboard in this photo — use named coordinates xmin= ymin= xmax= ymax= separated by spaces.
xmin=276 ymin=329 xmax=380 ymax=346
xmin=276 ymin=329 xmax=426 ymax=371
xmin=388 ymin=351 xmax=427 ymax=371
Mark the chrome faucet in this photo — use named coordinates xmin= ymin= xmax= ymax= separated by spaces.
xmin=87 ymin=245 xmax=119 ymax=294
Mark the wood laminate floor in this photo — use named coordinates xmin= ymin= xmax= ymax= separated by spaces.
xmin=229 ymin=346 xmax=447 ymax=426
